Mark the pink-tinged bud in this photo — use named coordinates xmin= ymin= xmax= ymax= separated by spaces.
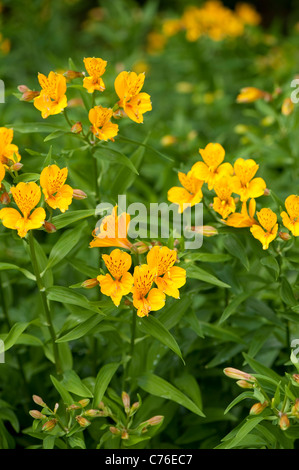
xmin=11 ymin=162 xmax=23 ymax=171
xmin=249 ymin=402 xmax=268 ymax=415
xmin=121 ymin=430 xmax=129 ymax=440
xmin=0 ymin=192 xmax=11 ymax=205
xmin=279 ymin=231 xmax=291 ymax=241
xmin=67 ymin=404 xmax=81 ymax=411
xmin=18 ymin=85 xmax=30 ymax=93
xmin=282 ymin=97 xmax=294 ymax=116
xmin=78 ymin=399 xmax=90 ymax=408
xmin=263 ymin=188 xmax=270 ymax=196
xmin=21 ymin=90 xmax=40 ymax=101
xmin=236 ymin=380 xmax=254 ymax=389
xmin=71 ymin=122 xmax=83 ymax=134
xmin=122 ymin=392 xmax=130 ymax=413
xmin=98 ymin=401 xmax=105 ymax=410
xmin=54 ymin=403 xmax=59 ymax=414
xmin=42 ymin=419 xmax=57 ymax=432
xmin=29 ymin=410 xmax=46 ymax=419
xmin=109 ymin=426 xmax=121 ymax=435
xmin=223 ymin=368 xmax=256 ymax=382
xmin=72 ymin=188 xmax=87 ymax=200
xmin=291 ymin=399 xmax=299 ymax=417
xmin=146 ymin=415 xmax=164 ymax=426
xmin=279 ymin=413 xmax=290 ymax=431
xmin=131 ymin=241 xmax=150 ymax=254
xmin=67 ymin=98 xmax=84 ymax=108
xmin=84 ymin=409 xmax=101 ymax=417
xmin=190 ymin=225 xmax=218 ymax=237
xmin=32 ymin=395 xmax=46 ymax=407
xmin=43 ymin=221 xmax=57 ymax=233
xmin=293 ymin=374 xmax=299 ymax=384
xmin=63 ymin=70 xmax=84 ymax=80
xmin=131 ymin=401 xmax=140 ymax=412
xmin=81 ymin=278 xmax=99 ymax=289
xmin=76 ymin=416 xmax=91 ymax=427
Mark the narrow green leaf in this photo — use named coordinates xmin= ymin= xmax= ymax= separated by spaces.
xmin=0 ymin=262 xmax=36 ymax=281
xmin=219 ymin=292 xmax=251 ymax=324
xmin=224 ymin=392 xmax=254 ymax=415
xmin=95 ymin=146 xmax=139 ymax=174
xmin=56 ymin=314 xmax=105 ymax=343
xmin=93 ymin=363 xmax=120 ymax=407
xmin=50 ymin=375 xmax=73 ymax=405
xmin=185 ymin=265 xmax=231 ymax=288
xmin=61 ymin=370 xmax=93 ymax=398
xmin=0 ymin=322 xmax=30 ymax=351
xmin=51 ymin=210 xmax=95 ymax=230
xmin=242 ymin=353 xmax=282 ymax=383
xmin=224 ymin=235 xmax=249 ymax=270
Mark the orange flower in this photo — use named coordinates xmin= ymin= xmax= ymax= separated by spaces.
xmin=90 ymin=206 xmax=132 ymax=249
xmin=191 ymin=143 xmax=233 ymax=190
xmin=231 ymin=158 xmax=266 ymax=202
xmin=250 ymin=208 xmax=278 ymax=249
xmin=167 ymin=170 xmax=203 ymax=213
xmin=147 ymin=246 xmax=186 ymax=299
xmin=97 ymin=249 xmax=134 ymax=306
xmin=236 ymin=87 xmax=269 ymax=103
xmin=281 ymin=195 xmax=299 ymax=236
xmin=132 ymin=264 xmax=165 ymax=317
xmin=114 ymin=71 xmax=152 ymax=123
xmin=40 ymin=165 xmax=73 ymax=213
xmin=0 ymin=182 xmax=46 ymax=238
xmin=34 ymin=72 xmax=67 ymax=118
xmin=212 ymin=177 xmax=236 ymax=219
xmin=226 ymin=198 xmax=257 ymax=227
xmin=0 ymin=162 xmax=5 ymax=185
xmin=83 ymin=57 xmax=107 ymax=93
xmin=89 ymin=106 xmax=119 ymax=141
xmin=0 ymin=127 xmax=21 ymax=167
xmin=281 ymin=97 xmax=294 ymax=116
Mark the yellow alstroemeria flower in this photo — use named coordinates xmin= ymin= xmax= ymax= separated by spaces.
xmin=83 ymin=57 xmax=107 ymax=93
xmin=34 ymin=71 xmax=67 ymax=118
xmin=167 ymin=170 xmax=203 ymax=213
xmin=191 ymin=143 xmax=233 ymax=190
xmin=0 ymin=127 xmax=21 ymax=167
xmin=0 ymin=162 xmax=5 ymax=185
xmin=132 ymin=264 xmax=166 ymax=318
xmin=40 ymin=164 xmax=73 ymax=213
xmin=236 ymin=87 xmax=270 ymax=103
xmin=250 ymin=208 xmax=278 ymax=250
xmin=89 ymin=106 xmax=119 ymax=141
xmin=0 ymin=182 xmax=46 ymax=238
xmin=147 ymin=245 xmax=186 ymax=299
xmin=226 ymin=198 xmax=258 ymax=227
xmin=231 ymin=158 xmax=266 ymax=202
xmin=235 ymin=3 xmax=261 ymax=26
xmin=90 ymin=206 xmax=132 ymax=250
xmin=97 ymin=249 xmax=134 ymax=307
xmin=281 ymin=195 xmax=299 ymax=236
xmin=114 ymin=71 xmax=152 ymax=123
xmin=213 ymin=177 xmax=236 ymax=219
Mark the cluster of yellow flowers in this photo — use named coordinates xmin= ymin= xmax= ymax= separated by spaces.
xmin=168 ymin=142 xmax=299 ymax=251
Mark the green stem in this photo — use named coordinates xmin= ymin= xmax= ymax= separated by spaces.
xmin=130 ymin=309 xmax=137 ymax=360
xmin=92 ymin=151 xmax=100 ymax=204
xmin=63 ymin=109 xmax=72 ymax=128
xmin=28 ymin=231 xmax=62 ymax=375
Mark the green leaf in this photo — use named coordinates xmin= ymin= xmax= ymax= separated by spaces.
xmin=242 ymin=353 xmax=282 ymax=383
xmin=137 ymin=315 xmax=184 ymax=363
xmin=224 ymin=235 xmax=249 ymax=270
xmin=260 ymin=256 xmax=280 ymax=279
xmin=138 ymin=373 xmax=205 ymax=417
xmin=51 ymin=210 xmax=95 ymax=230
xmin=95 ymin=146 xmax=139 ymax=174
xmin=219 ymin=292 xmax=251 ymax=324
xmin=9 ymin=122 xmax=66 ymax=134
xmin=16 ymin=173 xmax=41 ymax=183
xmin=61 ymin=370 xmax=93 ymax=398
xmin=174 ymin=374 xmax=203 ymax=410
xmin=46 ymin=286 xmax=104 ymax=314
xmin=185 ymin=265 xmax=231 ymax=288
xmin=222 ymin=416 xmax=265 ymax=449
xmin=224 ymin=392 xmax=254 ymax=414
xmin=50 ymin=375 xmax=73 ymax=405
xmin=0 ymin=322 xmax=30 ymax=351
xmin=117 ymin=134 xmax=173 ymax=162
xmin=280 ymin=278 xmax=296 ymax=306
xmin=182 ymin=252 xmax=231 ymax=263
xmin=93 ymin=363 xmax=120 ymax=407
xmin=0 ymin=262 xmax=36 ymax=281
xmin=56 ymin=314 xmax=105 ymax=343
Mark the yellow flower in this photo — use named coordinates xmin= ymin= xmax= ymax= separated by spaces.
xmin=236 ymin=87 xmax=269 ymax=103
xmin=147 ymin=246 xmax=186 ymax=299
xmin=281 ymin=195 xmax=299 ymax=236
xmin=250 ymin=208 xmax=278 ymax=250
xmin=281 ymin=97 xmax=294 ymax=116
xmin=132 ymin=264 xmax=165 ymax=318
xmin=0 ymin=161 xmax=5 ymax=185
xmin=167 ymin=170 xmax=203 ymax=213
xmin=40 ymin=164 xmax=73 ymax=213
xmin=114 ymin=71 xmax=152 ymax=123
xmin=0 ymin=182 xmax=46 ymax=238
xmin=226 ymin=198 xmax=257 ymax=227
xmin=231 ymin=158 xmax=266 ymax=202
xmin=235 ymin=3 xmax=261 ymax=26
xmin=97 ymin=249 xmax=134 ymax=307
xmin=162 ymin=18 xmax=182 ymax=37
xmin=89 ymin=106 xmax=119 ymax=141
xmin=0 ymin=127 xmax=21 ymax=167
xmin=90 ymin=206 xmax=132 ymax=250
xmin=212 ymin=177 xmax=236 ymax=219
xmin=34 ymin=72 xmax=67 ymax=118
xmin=83 ymin=57 xmax=107 ymax=93
xmin=147 ymin=31 xmax=167 ymax=54
xmin=191 ymin=143 xmax=233 ymax=190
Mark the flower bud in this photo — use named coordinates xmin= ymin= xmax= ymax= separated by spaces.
xmin=78 ymin=399 xmax=90 ymax=408
xmin=279 ymin=413 xmax=290 ymax=431
xmin=64 ymin=70 xmax=84 ymax=80
xmin=42 ymin=419 xmax=57 ymax=432
xmin=0 ymin=192 xmax=10 ymax=205
xmin=249 ymin=402 xmax=268 ymax=415
xmin=132 ymin=241 xmax=149 ymax=254
xmin=43 ymin=221 xmax=57 ymax=233
xmin=72 ymin=188 xmax=87 ymax=200
xmin=67 ymin=404 xmax=81 ymax=411
xmin=32 ymin=395 xmax=46 ymax=407
xmin=291 ymin=399 xmax=299 ymax=417
xmin=144 ymin=415 xmax=164 ymax=426
xmin=67 ymin=98 xmax=84 ymax=108
xmin=190 ymin=225 xmax=218 ymax=237
xmin=18 ymin=85 xmax=29 ymax=93
xmin=71 ymin=122 xmax=83 ymax=134
xmin=84 ymin=409 xmax=101 ymax=417
xmin=223 ymin=367 xmax=256 ymax=382
xmin=263 ymin=188 xmax=270 ymax=196
xmin=282 ymin=97 xmax=294 ymax=116
xmin=236 ymin=380 xmax=254 ymax=389
xmin=81 ymin=278 xmax=99 ymax=289
xmin=161 ymin=135 xmax=177 ymax=147
xmin=279 ymin=231 xmax=291 ymax=241
xmin=109 ymin=426 xmax=121 ymax=435
xmin=18 ymin=85 xmax=40 ymax=101
xmin=11 ymin=162 xmax=23 ymax=171
xmin=121 ymin=430 xmax=129 ymax=440
xmin=292 ymin=374 xmax=299 ymax=384
xmin=76 ymin=416 xmax=91 ymax=427
xmin=131 ymin=401 xmax=140 ymax=413
xmin=29 ymin=410 xmax=46 ymax=419
xmin=122 ymin=392 xmax=130 ymax=414
xmin=113 ymin=109 xmax=126 ymax=119
xmin=54 ymin=403 xmax=59 ymax=414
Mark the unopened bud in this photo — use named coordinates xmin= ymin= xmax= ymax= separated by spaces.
xmin=76 ymin=416 xmax=91 ymax=427
xmin=72 ymin=188 xmax=87 ymax=200
xmin=263 ymin=188 xmax=270 ymax=196
xmin=43 ymin=221 xmax=57 ymax=233
xmin=146 ymin=415 xmax=164 ymax=426
xmin=121 ymin=430 xmax=129 ymax=440
xmin=29 ymin=410 xmax=46 ymax=419
xmin=190 ymin=225 xmax=218 ymax=237
xmin=18 ymin=85 xmax=30 ymax=93
xmin=113 ymin=109 xmax=126 ymax=119
xmin=236 ymin=380 xmax=254 ymax=389
xmin=291 ymin=399 xmax=299 ymax=417
xmin=84 ymin=409 xmax=101 ymax=417
xmin=81 ymin=278 xmax=99 ymax=289
xmin=132 ymin=241 xmax=149 ymax=254
xmin=67 ymin=98 xmax=84 ymax=108
xmin=78 ymin=399 xmax=90 ymax=408
xmin=64 ymin=70 xmax=84 ymax=80
xmin=67 ymin=404 xmax=81 ymax=411
xmin=109 ymin=426 xmax=120 ymax=435
xmin=42 ymin=419 xmax=57 ymax=432
xmin=279 ymin=413 xmax=290 ymax=431
xmin=282 ymin=97 xmax=294 ymax=116
xmin=98 ymin=401 xmax=105 ymax=410
xmin=11 ymin=162 xmax=23 ymax=171
xmin=293 ymin=374 xmax=299 ymax=384
xmin=18 ymin=85 xmax=40 ymax=101
xmin=0 ymin=192 xmax=10 ymax=205
xmin=32 ymin=395 xmax=46 ymax=407
xmin=122 ymin=392 xmax=130 ymax=414
xmin=223 ymin=367 xmax=256 ymax=382
xmin=279 ymin=231 xmax=291 ymax=241
xmin=54 ymin=403 xmax=59 ymax=414
xmin=249 ymin=402 xmax=268 ymax=415
xmin=161 ymin=135 xmax=177 ymax=147
xmin=71 ymin=122 xmax=83 ymax=134
xmin=131 ymin=401 xmax=140 ymax=413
